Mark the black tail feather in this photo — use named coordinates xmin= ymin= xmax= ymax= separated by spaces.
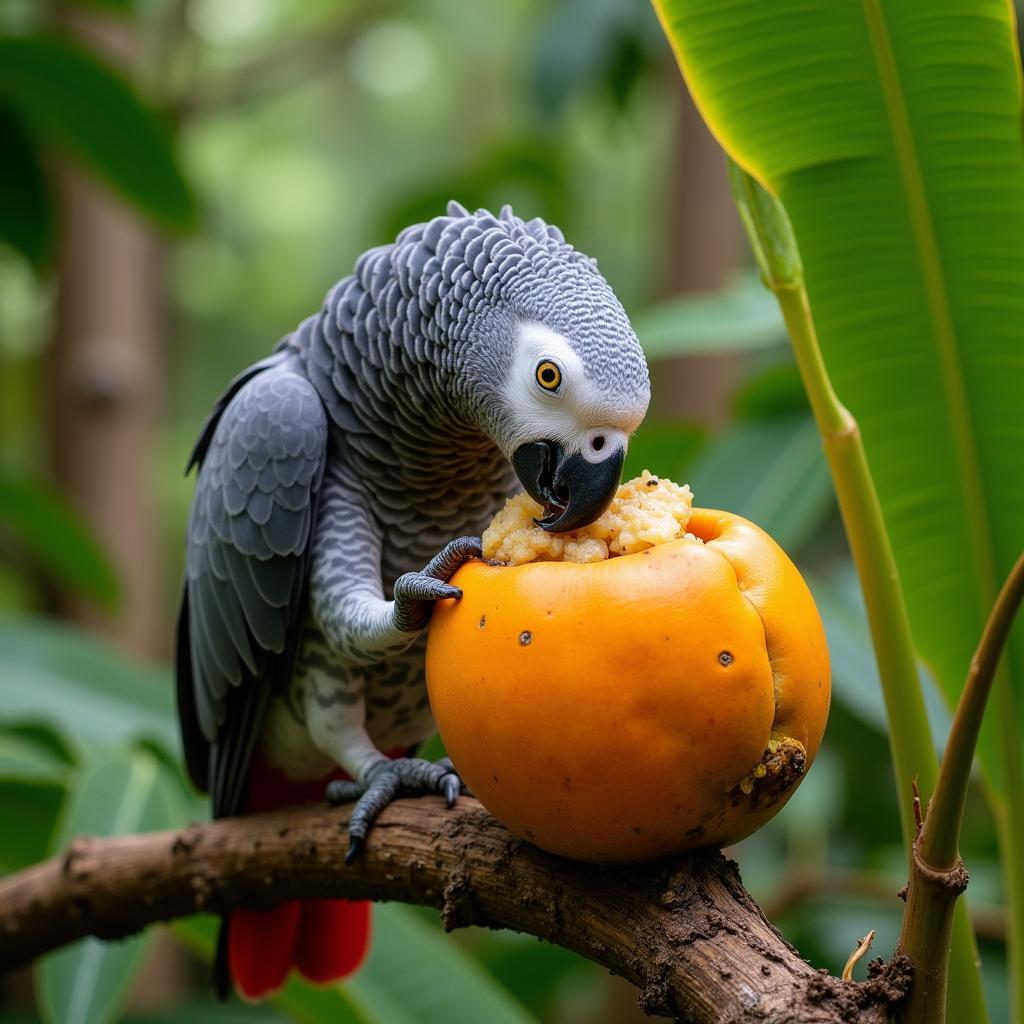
xmin=214 ymin=915 xmax=232 ymax=1001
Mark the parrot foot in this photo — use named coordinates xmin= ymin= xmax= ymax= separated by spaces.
xmin=326 ymin=757 xmax=466 ymax=863
xmin=392 ymin=536 xmax=482 ymax=632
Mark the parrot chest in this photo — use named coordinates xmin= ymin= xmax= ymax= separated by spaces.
xmin=259 ymin=626 xmax=435 ymax=781
xmin=259 ymin=433 xmax=518 ymax=782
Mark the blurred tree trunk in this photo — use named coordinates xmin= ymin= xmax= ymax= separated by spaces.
xmin=655 ymin=84 xmax=744 ymax=425
xmin=47 ymin=12 xmax=166 ymax=660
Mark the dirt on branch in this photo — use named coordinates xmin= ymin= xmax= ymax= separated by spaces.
xmin=0 ymin=796 xmax=909 ymax=1023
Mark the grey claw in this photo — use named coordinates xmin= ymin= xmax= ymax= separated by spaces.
xmin=334 ymin=757 xmax=466 ymax=863
xmin=345 ymin=835 xmax=364 ymax=864
xmin=442 ymin=773 xmax=460 ymax=807
xmin=393 ymin=537 xmax=479 ymax=632
xmin=423 ymin=536 xmax=483 ymax=581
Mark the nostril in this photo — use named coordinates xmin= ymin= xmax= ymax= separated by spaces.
xmin=592 ymin=435 xmax=605 ymax=452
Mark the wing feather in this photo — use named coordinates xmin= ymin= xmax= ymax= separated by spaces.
xmin=175 ymin=360 xmax=328 ymax=818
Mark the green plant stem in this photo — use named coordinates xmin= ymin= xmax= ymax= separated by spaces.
xmin=728 ymin=164 xmax=988 ymax=1023
xmin=777 ymin=282 xmax=989 ymax=1024
xmin=924 ymin=553 xmax=1024 ymax=867
xmin=897 ymin=553 xmax=1024 ymax=1024
xmin=774 ymin=288 xmax=939 ymax=837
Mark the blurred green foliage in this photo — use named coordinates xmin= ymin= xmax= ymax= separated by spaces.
xmin=0 ymin=1 xmax=1013 ymax=1023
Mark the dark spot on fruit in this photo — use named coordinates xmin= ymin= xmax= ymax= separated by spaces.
xmin=563 ymin=776 xmax=572 ymax=791
xmin=525 ymin=829 xmax=536 ymax=839
xmin=685 ymin=824 xmax=705 ymax=838
xmin=479 ymin=615 xmax=486 ymax=628
xmin=519 ymin=630 xmax=532 ymax=646
xmin=719 ymin=651 xmax=734 ymax=666
xmin=492 ymin=773 xmax=499 ymax=782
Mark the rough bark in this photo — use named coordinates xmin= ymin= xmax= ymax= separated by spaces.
xmin=0 ymin=796 xmax=909 ymax=1023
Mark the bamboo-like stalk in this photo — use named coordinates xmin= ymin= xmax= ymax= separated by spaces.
xmin=897 ymin=552 xmax=1024 ymax=1023
xmin=727 ymin=163 xmax=988 ymax=1023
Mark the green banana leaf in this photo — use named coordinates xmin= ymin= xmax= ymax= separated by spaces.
xmin=35 ymin=750 xmax=181 ymax=1024
xmin=0 ymin=617 xmax=178 ymax=760
xmin=0 ymin=473 xmax=120 ymax=609
xmin=651 ymin=1 xmax=1024 ymax=801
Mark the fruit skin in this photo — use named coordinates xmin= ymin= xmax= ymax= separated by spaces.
xmin=425 ymin=507 xmax=830 ymax=863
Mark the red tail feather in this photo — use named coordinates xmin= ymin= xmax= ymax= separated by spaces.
xmin=226 ymin=751 xmax=405 ymax=999
xmin=294 ymin=899 xmax=372 ymax=982
xmin=229 ymin=903 xmax=302 ymax=1001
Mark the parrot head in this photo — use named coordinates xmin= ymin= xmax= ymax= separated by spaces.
xmin=437 ymin=203 xmax=650 ymax=533
xmin=501 ymin=317 xmax=648 ymax=533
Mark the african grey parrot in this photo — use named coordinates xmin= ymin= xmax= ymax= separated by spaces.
xmin=175 ymin=201 xmax=650 ymax=998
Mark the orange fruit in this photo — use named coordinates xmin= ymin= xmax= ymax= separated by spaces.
xmin=425 ymin=507 xmax=830 ymax=863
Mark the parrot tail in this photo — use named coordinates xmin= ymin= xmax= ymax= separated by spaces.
xmin=217 ymin=757 xmax=374 ymax=1001
xmin=224 ymin=899 xmax=371 ymax=1000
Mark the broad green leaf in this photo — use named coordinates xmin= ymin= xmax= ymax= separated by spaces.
xmin=36 ymin=750 xmax=180 ymax=1024
xmin=631 ymin=272 xmax=785 ymax=359
xmin=0 ymin=616 xmax=179 ymax=760
xmin=349 ymin=905 xmax=536 ymax=1024
xmin=688 ymin=415 xmax=833 ymax=557
xmin=0 ymin=729 xmax=73 ymax=785
xmin=530 ymin=0 xmax=663 ymax=116
xmin=0 ymin=474 xmax=119 ymax=608
xmin=0 ymin=778 xmax=64 ymax=871
xmin=173 ymin=906 xmax=537 ymax=1024
xmin=806 ymin=566 xmax=950 ymax=744
xmin=123 ymin=1001 xmax=287 ymax=1024
xmin=651 ymin=2 xmax=1024 ymax=797
xmin=731 ymin=362 xmax=808 ymax=421
xmin=172 ymin=916 xmax=372 ymax=1024
xmin=0 ymin=35 xmax=195 ymax=230
xmin=68 ymin=1 xmax=135 ymax=11
xmin=0 ymin=105 xmax=53 ymax=266
xmin=0 ymin=722 xmax=78 ymax=767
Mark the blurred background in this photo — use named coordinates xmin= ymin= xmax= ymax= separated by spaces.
xmin=0 ymin=1 xmax=1009 ymax=1022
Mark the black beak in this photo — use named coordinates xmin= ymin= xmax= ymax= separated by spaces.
xmin=512 ymin=440 xmax=625 ymax=533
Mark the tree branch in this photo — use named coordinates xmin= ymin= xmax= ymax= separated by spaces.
xmin=0 ymin=797 xmax=909 ymax=1023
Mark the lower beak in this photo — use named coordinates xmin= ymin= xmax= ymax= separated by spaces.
xmin=512 ymin=440 xmax=625 ymax=533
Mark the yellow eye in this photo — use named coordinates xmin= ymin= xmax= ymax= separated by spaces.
xmin=535 ymin=360 xmax=562 ymax=392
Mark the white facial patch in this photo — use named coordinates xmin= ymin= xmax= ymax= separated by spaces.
xmin=504 ymin=322 xmax=637 ymax=457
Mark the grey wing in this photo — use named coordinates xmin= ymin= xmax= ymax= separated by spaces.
xmin=175 ymin=361 xmax=328 ymax=818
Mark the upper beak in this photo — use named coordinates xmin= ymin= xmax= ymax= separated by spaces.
xmin=512 ymin=440 xmax=625 ymax=533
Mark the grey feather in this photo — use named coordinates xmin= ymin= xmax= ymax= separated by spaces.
xmin=181 ymin=362 xmax=327 ymax=778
